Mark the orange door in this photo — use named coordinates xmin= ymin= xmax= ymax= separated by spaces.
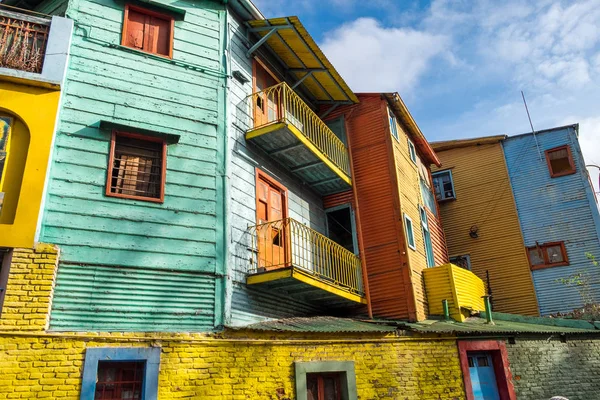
xmin=253 ymin=61 xmax=279 ymax=127
xmin=256 ymin=174 xmax=287 ymax=270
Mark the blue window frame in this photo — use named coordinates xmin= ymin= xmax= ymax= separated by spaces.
xmin=408 ymin=139 xmax=417 ymax=163
xmin=420 ymin=207 xmax=435 ymax=268
xmin=81 ymin=347 xmax=160 ymax=400
xmin=404 ymin=213 xmax=416 ymax=250
xmin=388 ymin=109 xmax=399 ymax=141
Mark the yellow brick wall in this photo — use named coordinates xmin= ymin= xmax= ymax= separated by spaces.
xmin=0 ymin=331 xmax=466 ymax=399
xmin=0 ymin=244 xmax=58 ymax=332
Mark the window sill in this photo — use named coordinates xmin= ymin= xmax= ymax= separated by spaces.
xmin=106 ymin=192 xmax=164 ymax=204
xmin=550 ymin=170 xmax=576 ymax=178
xmin=436 ymin=197 xmax=456 ymax=203
xmin=530 ymin=262 xmax=570 ymax=271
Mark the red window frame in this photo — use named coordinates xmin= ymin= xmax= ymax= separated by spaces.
xmin=545 ymin=145 xmax=576 ymax=178
xmin=121 ymin=4 xmax=175 ymax=59
xmin=526 ymin=241 xmax=569 ymax=270
xmin=458 ymin=340 xmax=516 ymax=400
xmin=106 ymin=131 xmax=167 ymax=203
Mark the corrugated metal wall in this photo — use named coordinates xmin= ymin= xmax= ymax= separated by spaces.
xmin=41 ymin=0 xmax=226 ymax=331
xmin=503 ymin=126 xmax=600 ymax=315
xmin=226 ymin=12 xmax=330 ymax=325
xmin=346 ymin=95 xmax=414 ymax=320
xmin=433 ymin=143 xmax=540 ymax=316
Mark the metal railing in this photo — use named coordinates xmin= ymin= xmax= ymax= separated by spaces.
xmin=0 ymin=8 xmax=50 ymax=73
xmin=248 ymin=217 xmax=364 ymax=296
xmin=249 ymin=82 xmax=351 ymax=177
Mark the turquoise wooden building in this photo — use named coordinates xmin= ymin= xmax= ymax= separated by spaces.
xmin=4 ymin=0 xmax=366 ymax=331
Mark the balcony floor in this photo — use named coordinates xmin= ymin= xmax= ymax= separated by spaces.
xmin=246 ymin=121 xmax=352 ymax=196
xmin=247 ymin=266 xmax=367 ymax=307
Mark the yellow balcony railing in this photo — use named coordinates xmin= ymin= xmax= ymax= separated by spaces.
xmin=250 ymin=82 xmax=351 ymax=177
xmin=249 ymin=217 xmax=364 ymax=296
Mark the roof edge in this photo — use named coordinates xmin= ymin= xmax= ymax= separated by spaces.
xmin=431 ymin=135 xmax=507 ymax=152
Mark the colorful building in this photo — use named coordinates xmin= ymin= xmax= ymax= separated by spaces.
xmin=431 ymin=137 xmax=540 ymax=316
xmin=432 ymin=124 xmax=600 ymax=316
xmin=503 ymin=125 xmax=600 ymax=315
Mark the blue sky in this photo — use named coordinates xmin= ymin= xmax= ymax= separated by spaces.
xmin=253 ymin=0 xmax=600 ymax=191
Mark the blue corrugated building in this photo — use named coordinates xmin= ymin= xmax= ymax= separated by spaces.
xmin=503 ymin=124 xmax=600 ymax=315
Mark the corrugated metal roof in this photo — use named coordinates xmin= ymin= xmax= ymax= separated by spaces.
xmin=227 ymin=317 xmax=397 ymax=333
xmin=247 ymin=17 xmax=359 ymax=104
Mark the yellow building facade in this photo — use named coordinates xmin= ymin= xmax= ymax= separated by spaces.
xmin=0 ymin=79 xmax=61 ymax=248
xmin=431 ymin=138 xmax=539 ymax=316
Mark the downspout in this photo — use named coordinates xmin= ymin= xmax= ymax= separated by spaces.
xmin=344 ymin=106 xmax=373 ymax=319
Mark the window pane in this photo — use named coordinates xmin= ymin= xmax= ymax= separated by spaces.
xmin=468 ymin=357 xmax=474 ymax=368
xmin=322 ymin=376 xmax=339 ymax=400
xmin=405 ymin=217 xmax=415 ymax=248
xmin=528 ymin=248 xmax=545 ymax=265
xmin=307 ymin=374 xmax=319 ymax=400
xmin=477 ymin=356 xmax=490 ymax=367
xmin=546 ymin=245 xmax=564 ymax=264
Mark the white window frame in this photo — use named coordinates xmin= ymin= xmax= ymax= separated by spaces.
xmin=404 ymin=213 xmax=416 ymax=251
xmin=388 ymin=109 xmax=399 ymax=141
xmin=408 ymin=138 xmax=417 ymax=164
xmin=432 ymin=169 xmax=456 ymax=201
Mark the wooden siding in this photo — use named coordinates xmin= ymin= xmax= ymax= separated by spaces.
xmin=323 ymin=190 xmax=354 ymax=209
xmin=227 ymin=12 xmax=330 ymax=325
xmin=503 ymin=126 xmax=600 ymax=315
xmin=41 ymin=0 xmax=226 ymax=331
xmin=433 ymin=143 xmax=540 ymax=316
xmin=345 ymin=95 xmax=414 ymax=320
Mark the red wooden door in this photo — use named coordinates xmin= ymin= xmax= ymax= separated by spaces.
xmin=256 ymin=174 xmax=287 ymax=270
xmin=253 ymin=62 xmax=279 ymax=127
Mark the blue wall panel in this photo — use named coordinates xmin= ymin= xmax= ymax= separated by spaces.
xmin=503 ymin=125 xmax=600 ymax=315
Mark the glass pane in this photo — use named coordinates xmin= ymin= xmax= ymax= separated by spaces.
xmin=546 ymin=245 xmax=564 ymax=264
xmin=477 ymin=356 xmax=490 ymax=367
xmin=307 ymin=374 xmax=319 ymax=400
xmin=468 ymin=357 xmax=474 ymax=368
xmin=528 ymin=248 xmax=545 ymax=265
xmin=322 ymin=376 xmax=339 ymax=400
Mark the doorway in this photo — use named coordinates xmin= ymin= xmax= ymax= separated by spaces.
xmin=468 ymin=352 xmax=501 ymax=400
xmin=325 ymin=204 xmax=358 ymax=254
xmin=253 ymin=60 xmax=279 ymax=128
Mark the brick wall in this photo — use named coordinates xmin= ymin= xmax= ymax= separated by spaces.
xmin=507 ymin=337 xmax=600 ymax=399
xmin=0 ymin=332 xmax=466 ymax=399
xmin=0 ymin=244 xmax=58 ymax=332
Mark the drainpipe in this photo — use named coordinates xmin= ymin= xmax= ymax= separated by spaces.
xmin=442 ymin=299 xmax=450 ymax=321
xmin=482 ymin=295 xmax=494 ymax=325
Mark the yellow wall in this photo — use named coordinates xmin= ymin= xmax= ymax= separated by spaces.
xmin=0 ymin=79 xmax=60 ymax=248
xmin=432 ymin=143 xmax=539 ymax=316
xmin=0 ymin=245 xmax=467 ymax=399
xmin=391 ymin=120 xmax=429 ymax=321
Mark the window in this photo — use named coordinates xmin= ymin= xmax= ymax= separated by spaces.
xmin=0 ymin=116 xmax=11 ymax=214
xmin=106 ymin=132 xmax=167 ymax=203
xmin=420 ymin=179 xmax=437 ymax=216
xmin=122 ymin=4 xmax=174 ymax=58
xmin=527 ymin=242 xmax=569 ymax=270
xmin=295 ymin=361 xmax=357 ymax=400
xmin=450 ymin=254 xmax=472 ymax=271
xmin=545 ymin=145 xmax=576 ymax=178
xmin=326 ymin=204 xmax=358 ymax=254
xmin=307 ymin=373 xmax=342 ymax=400
xmin=81 ymin=347 xmax=160 ymax=400
xmin=96 ymin=361 xmax=145 ymax=399
xmin=404 ymin=213 xmax=416 ymax=251
xmin=420 ymin=207 xmax=435 ymax=267
xmin=432 ymin=170 xmax=456 ymax=201
xmin=388 ymin=109 xmax=399 ymax=141
xmin=408 ymin=138 xmax=417 ymax=163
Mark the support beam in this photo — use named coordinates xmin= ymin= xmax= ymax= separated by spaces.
xmin=246 ymin=28 xmax=278 ymax=58
xmin=291 ymin=71 xmax=314 ymax=89
xmin=268 ymin=142 xmax=304 ymax=156
xmin=319 ymin=104 xmax=339 ymax=119
xmin=290 ymin=160 xmax=322 ymax=173
xmin=310 ymin=175 xmax=342 ymax=186
xmin=248 ymin=24 xmax=292 ymax=33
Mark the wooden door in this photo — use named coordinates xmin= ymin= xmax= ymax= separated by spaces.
xmin=468 ymin=352 xmax=501 ymax=400
xmin=253 ymin=61 xmax=279 ymax=127
xmin=256 ymin=172 xmax=287 ymax=270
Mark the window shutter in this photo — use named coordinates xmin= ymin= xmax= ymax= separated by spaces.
xmin=125 ymin=9 xmax=146 ymax=50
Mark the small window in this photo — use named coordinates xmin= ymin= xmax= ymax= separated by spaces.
xmin=527 ymin=242 xmax=569 ymax=270
xmin=96 ymin=361 xmax=145 ymax=399
xmin=122 ymin=4 xmax=174 ymax=58
xmin=545 ymin=145 xmax=576 ymax=177
xmin=450 ymin=254 xmax=471 ymax=271
xmin=388 ymin=109 xmax=399 ymax=141
xmin=404 ymin=213 xmax=416 ymax=250
xmin=432 ymin=170 xmax=455 ymax=201
xmin=106 ymin=132 xmax=167 ymax=203
xmin=307 ymin=373 xmax=342 ymax=400
xmin=408 ymin=139 xmax=417 ymax=163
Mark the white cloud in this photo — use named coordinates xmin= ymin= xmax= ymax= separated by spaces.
xmin=320 ymin=18 xmax=449 ymax=93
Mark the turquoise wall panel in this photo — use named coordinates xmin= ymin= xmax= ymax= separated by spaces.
xmin=503 ymin=126 xmax=600 ymax=315
xmin=42 ymin=0 xmax=226 ymax=331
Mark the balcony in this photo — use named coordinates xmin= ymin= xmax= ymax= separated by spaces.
xmin=246 ymin=82 xmax=352 ymax=196
xmin=247 ymin=218 xmax=366 ymax=306
xmin=0 ymin=8 xmax=72 ymax=87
